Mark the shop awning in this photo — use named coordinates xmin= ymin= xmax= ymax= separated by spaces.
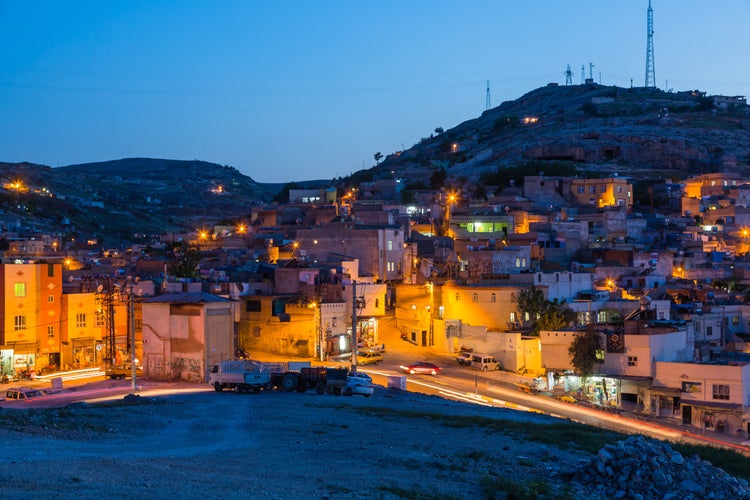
xmin=649 ymin=386 xmax=682 ymax=396
xmin=7 ymin=342 xmax=37 ymax=354
xmin=683 ymin=400 xmax=743 ymax=411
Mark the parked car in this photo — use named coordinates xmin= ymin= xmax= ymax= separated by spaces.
xmin=106 ymin=363 xmax=144 ymax=380
xmin=400 ymin=362 xmax=441 ymax=375
xmin=357 ymin=350 xmax=383 ymax=365
xmin=344 ymin=371 xmax=374 ymax=397
xmin=2 ymin=386 xmax=46 ymax=400
xmin=456 ymin=351 xmax=473 ymax=365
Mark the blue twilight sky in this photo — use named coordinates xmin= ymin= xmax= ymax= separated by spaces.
xmin=1 ymin=1 xmax=748 ymax=183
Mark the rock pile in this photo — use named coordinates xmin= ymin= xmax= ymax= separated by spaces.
xmin=563 ymin=435 xmax=750 ymax=499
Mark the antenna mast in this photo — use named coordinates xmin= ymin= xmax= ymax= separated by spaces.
xmin=485 ymin=80 xmax=491 ymax=110
xmin=581 ymin=65 xmax=585 ymax=84
xmin=645 ymin=0 xmax=656 ymax=87
xmin=565 ymin=64 xmax=573 ymax=86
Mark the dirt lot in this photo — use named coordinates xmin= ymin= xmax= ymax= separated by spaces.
xmin=0 ymin=383 xmax=596 ymax=499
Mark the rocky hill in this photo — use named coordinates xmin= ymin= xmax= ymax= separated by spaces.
xmin=0 ymin=158 xmax=275 ymax=245
xmin=368 ymin=84 xmax=750 ymax=189
xmin=1 ymin=84 xmax=748 ymax=245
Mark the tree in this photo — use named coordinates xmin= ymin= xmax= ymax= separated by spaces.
xmin=168 ymin=244 xmax=201 ymax=279
xmin=568 ymin=324 xmax=602 ymax=377
xmin=514 ymin=285 xmax=546 ymax=329
xmin=514 ymin=286 xmax=575 ymax=336
xmin=373 ymin=152 xmax=383 ymax=165
xmin=434 ymin=126 xmax=444 ymax=135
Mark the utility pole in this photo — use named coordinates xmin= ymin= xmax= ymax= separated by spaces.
xmin=351 ymin=281 xmax=358 ymax=372
xmin=485 ymin=80 xmax=491 ymax=110
xmin=129 ymin=285 xmax=137 ymax=391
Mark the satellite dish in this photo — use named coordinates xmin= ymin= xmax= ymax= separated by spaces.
xmin=97 ymin=284 xmax=104 ymax=293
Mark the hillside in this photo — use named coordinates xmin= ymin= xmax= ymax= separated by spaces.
xmin=369 ymin=84 xmax=750 ymax=189
xmin=0 ymin=158 xmax=275 ymax=245
xmin=1 ymin=84 xmax=749 ymax=245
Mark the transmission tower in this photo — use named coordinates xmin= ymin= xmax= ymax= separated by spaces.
xmin=485 ymin=80 xmax=491 ymax=110
xmin=565 ymin=64 xmax=573 ymax=86
xmin=645 ymin=0 xmax=656 ymax=87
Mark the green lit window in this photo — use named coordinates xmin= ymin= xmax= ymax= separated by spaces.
xmin=14 ymin=283 xmax=26 ymax=297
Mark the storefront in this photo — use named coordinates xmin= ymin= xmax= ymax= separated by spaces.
xmin=682 ymin=400 xmax=743 ymax=437
xmin=8 ymin=342 xmax=37 ymax=377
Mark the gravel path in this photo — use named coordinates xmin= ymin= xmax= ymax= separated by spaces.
xmin=0 ymin=385 xmax=589 ymax=499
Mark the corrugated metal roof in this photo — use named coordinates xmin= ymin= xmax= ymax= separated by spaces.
xmin=142 ymin=292 xmax=232 ymax=304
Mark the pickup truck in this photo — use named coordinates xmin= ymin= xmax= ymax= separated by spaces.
xmin=106 ymin=364 xmax=144 ymax=380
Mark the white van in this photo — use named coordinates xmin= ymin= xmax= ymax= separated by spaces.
xmin=469 ymin=353 xmax=500 ymax=371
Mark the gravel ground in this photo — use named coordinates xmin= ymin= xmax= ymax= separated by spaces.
xmin=0 ymin=383 xmax=597 ymax=499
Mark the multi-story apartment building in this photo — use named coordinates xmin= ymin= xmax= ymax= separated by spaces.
xmin=0 ymin=263 xmax=63 ymax=378
xmin=569 ymin=177 xmax=633 ymax=211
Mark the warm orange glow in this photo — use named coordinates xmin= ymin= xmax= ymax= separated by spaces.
xmin=237 ymin=224 xmax=247 ymax=234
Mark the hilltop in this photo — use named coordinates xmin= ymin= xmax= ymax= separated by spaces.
xmin=1 ymin=84 xmax=748 ymax=245
xmin=365 ymin=84 xmax=750 ymax=190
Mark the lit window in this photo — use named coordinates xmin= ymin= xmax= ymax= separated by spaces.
xmin=617 ymin=185 xmax=623 ymax=193
xmin=76 ymin=313 xmax=87 ymax=328
xmin=522 ymin=258 xmax=527 ymax=267
xmin=712 ymin=384 xmax=730 ymax=400
xmin=577 ymin=186 xmax=584 ymax=193
xmin=14 ymin=283 xmax=26 ymax=297
xmin=515 ymin=258 xmax=521 ymax=267
xmin=387 ymin=240 xmax=393 ymax=251
xmin=14 ymin=315 xmax=26 ymax=330
xmin=732 ymin=316 xmax=739 ymax=325
xmin=510 ymin=312 xmax=517 ymax=323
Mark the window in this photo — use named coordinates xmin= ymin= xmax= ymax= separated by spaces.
xmin=712 ymin=384 xmax=730 ymax=400
xmin=332 ymin=317 xmax=337 ymax=327
xmin=387 ymin=240 xmax=393 ymax=251
xmin=522 ymin=258 xmax=527 ymax=267
xmin=627 ymin=356 xmax=638 ymax=366
xmin=510 ymin=312 xmax=517 ymax=323
xmin=48 ymin=263 xmax=56 ymax=277
xmin=515 ymin=258 xmax=521 ymax=268
xmin=14 ymin=283 xmax=26 ymax=297
xmin=47 ymin=326 xmax=54 ymax=338
xmin=601 ymin=185 xmax=606 ymax=193
xmin=472 ymin=293 xmax=478 ymax=303
xmin=48 ymin=295 xmax=55 ymax=303
xmin=455 ymin=293 xmax=460 ymax=302
xmin=96 ymin=310 xmax=104 ymax=327
xmin=524 ymin=312 xmax=530 ymax=321
xmin=617 ymin=185 xmax=623 ymax=193
xmin=706 ymin=326 xmax=713 ymax=336
xmin=76 ymin=313 xmax=86 ymax=328
xmin=386 ymin=261 xmax=395 ymax=272
xmin=577 ymin=186 xmax=584 ymax=193
xmin=589 ymin=186 xmax=596 ymax=194
xmin=490 ymin=293 xmax=496 ymax=303
xmin=14 ymin=315 xmax=26 ymax=331
xmin=732 ymin=316 xmax=739 ymax=326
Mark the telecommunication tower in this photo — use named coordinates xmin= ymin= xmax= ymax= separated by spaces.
xmin=644 ymin=0 xmax=656 ymax=87
xmin=565 ymin=64 xmax=573 ymax=86
xmin=581 ymin=65 xmax=585 ymax=84
xmin=485 ymin=80 xmax=491 ymax=110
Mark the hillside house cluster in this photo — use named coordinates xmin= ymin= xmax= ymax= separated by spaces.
xmin=6 ymin=171 xmax=750 ymax=436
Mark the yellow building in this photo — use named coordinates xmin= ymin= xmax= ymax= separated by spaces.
xmin=0 ymin=263 xmax=63 ymax=377
xmin=570 ymin=177 xmax=633 ymax=211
